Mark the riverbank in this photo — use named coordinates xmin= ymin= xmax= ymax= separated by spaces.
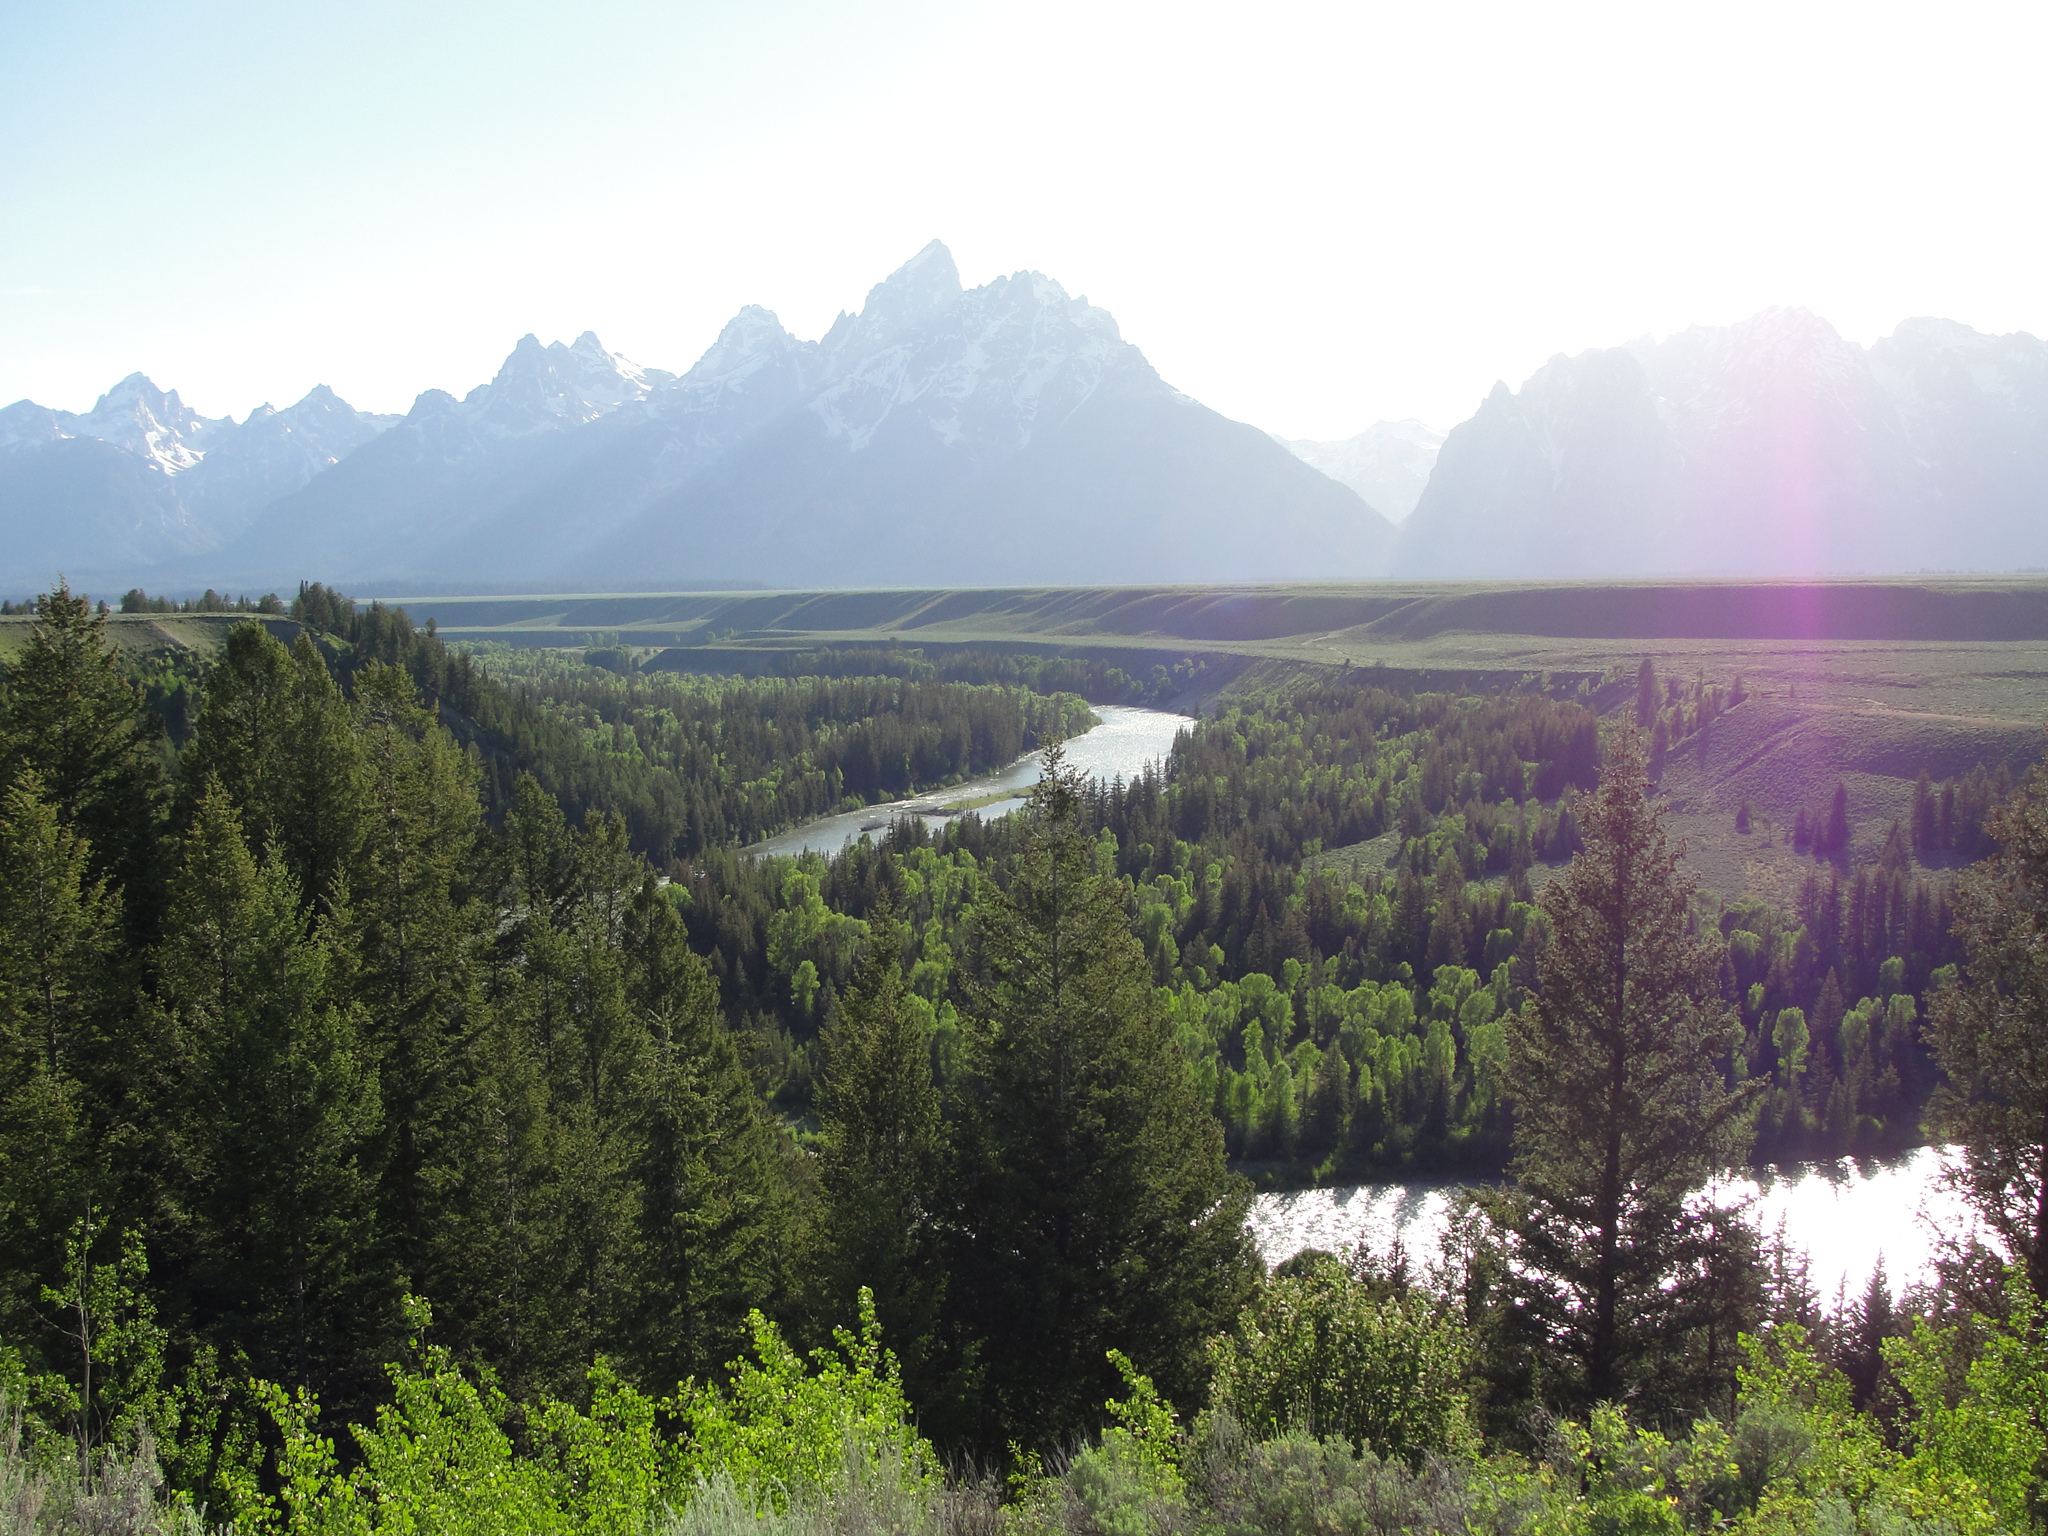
xmin=744 ymin=703 xmax=1192 ymax=858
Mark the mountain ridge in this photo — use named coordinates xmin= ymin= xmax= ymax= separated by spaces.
xmin=7 ymin=261 xmax=2046 ymax=592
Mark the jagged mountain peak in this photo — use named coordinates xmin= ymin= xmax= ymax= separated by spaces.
xmin=833 ymin=240 xmax=964 ymax=352
xmin=71 ymin=371 xmax=227 ymax=474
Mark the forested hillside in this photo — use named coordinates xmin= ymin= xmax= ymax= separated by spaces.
xmin=2 ymin=583 xmax=2045 ymax=1535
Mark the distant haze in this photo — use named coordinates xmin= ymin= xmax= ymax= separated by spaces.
xmin=6 ymin=241 xmax=2045 ymax=592
xmin=3 ymin=0 xmax=2043 ymax=439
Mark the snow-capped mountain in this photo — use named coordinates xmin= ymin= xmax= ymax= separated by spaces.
xmin=218 ymin=241 xmax=1389 ymax=589
xmin=1281 ymin=420 xmax=1443 ymax=522
xmin=0 ymin=374 xmax=400 ymax=579
xmin=1393 ymin=310 xmax=2048 ymax=578
xmin=0 ymin=331 xmax=674 ymax=586
xmin=14 ymin=254 xmax=2043 ymax=594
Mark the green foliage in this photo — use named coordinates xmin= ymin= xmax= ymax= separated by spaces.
xmin=948 ymin=746 xmax=1257 ymax=1457
xmin=811 ymin=907 xmax=946 ymax=1387
xmin=441 ymin=640 xmax=1096 ymax=858
xmin=1927 ymin=747 xmax=2048 ymax=1300
xmin=0 ymin=582 xmax=166 ymax=932
xmin=1500 ymin=725 xmax=1756 ymax=1409
xmin=679 ymin=1291 xmax=929 ymax=1510
xmin=1206 ymin=1252 xmax=1478 ymax=1464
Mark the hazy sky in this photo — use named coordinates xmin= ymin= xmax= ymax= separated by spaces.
xmin=3 ymin=0 xmax=2042 ymax=439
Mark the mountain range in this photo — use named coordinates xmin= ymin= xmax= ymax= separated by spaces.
xmin=1394 ymin=309 xmax=2048 ymax=578
xmin=0 ymin=244 xmax=1385 ymax=593
xmin=3 ymin=247 xmax=2044 ymax=594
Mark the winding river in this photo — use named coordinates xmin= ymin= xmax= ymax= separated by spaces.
xmin=746 ymin=704 xmax=1193 ymax=859
xmin=1248 ymin=1147 xmax=1982 ymax=1302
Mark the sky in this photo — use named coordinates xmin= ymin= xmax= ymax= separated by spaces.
xmin=2 ymin=0 xmax=2043 ymax=440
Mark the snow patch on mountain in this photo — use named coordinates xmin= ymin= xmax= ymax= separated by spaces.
xmin=1282 ymin=420 xmax=1444 ymax=521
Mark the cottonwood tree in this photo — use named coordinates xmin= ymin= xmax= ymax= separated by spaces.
xmin=1500 ymin=724 xmax=1753 ymax=1408
xmin=1928 ymin=753 xmax=2048 ymax=1301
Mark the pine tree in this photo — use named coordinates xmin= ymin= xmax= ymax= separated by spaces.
xmin=1913 ymin=771 xmax=1938 ymax=857
xmin=0 ymin=584 xmax=165 ymax=934
xmin=1927 ymin=756 xmax=2048 ymax=1300
xmin=1635 ymin=658 xmax=1658 ymax=728
xmin=181 ymin=622 xmax=366 ymax=915
xmin=446 ymin=785 xmax=646 ymax=1397
xmin=1499 ymin=724 xmax=1753 ymax=1409
xmin=0 ymin=774 xmax=123 ymax=1376
xmin=344 ymin=663 xmax=485 ymax=1289
xmin=1825 ymin=780 xmax=1851 ymax=858
xmin=151 ymin=789 xmax=386 ymax=1401
xmin=617 ymin=876 xmax=797 ymax=1390
xmin=948 ymin=745 xmax=1256 ymax=1457
xmin=812 ymin=906 xmax=946 ymax=1385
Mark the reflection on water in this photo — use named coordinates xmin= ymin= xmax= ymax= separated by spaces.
xmin=1248 ymin=1146 xmax=1981 ymax=1301
xmin=745 ymin=705 xmax=1192 ymax=860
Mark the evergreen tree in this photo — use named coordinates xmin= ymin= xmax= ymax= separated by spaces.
xmin=345 ymin=663 xmax=486 ymax=1291
xmin=1927 ymin=756 xmax=2048 ymax=1300
xmin=1634 ymin=658 xmax=1657 ymax=727
xmin=1824 ymin=780 xmax=1851 ymax=858
xmin=0 ymin=584 xmax=164 ymax=933
xmin=182 ymin=622 xmax=366 ymax=915
xmin=618 ymin=878 xmax=797 ymax=1390
xmin=1913 ymin=771 xmax=1938 ymax=856
xmin=1499 ymin=725 xmax=1753 ymax=1409
xmin=0 ymin=774 xmax=123 ymax=1375
xmin=811 ymin=906 xmax=946 ymax=1386
xmin=445 ymin=784 xmax=646 ymax=1398
xmin=948 ymin=745 xmax=1256 ymax=1457
xmin=151 ymin=790 xmax=386 ymax=1400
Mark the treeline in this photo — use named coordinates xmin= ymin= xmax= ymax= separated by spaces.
xmin=744 ymin=642 xmax=1211 ymax=706
xmin=462 ymin=643 xmax=1093 ymax=842
xmin=669 ymin=675 xmax=1959 ymax=1177
xmin=120 ymin=587 xmax=288 ymax=615
xmin=285 ymin=585 xmax=1091 ymax=858
xmin=252 ymin=610 xmax=1967 ymax=1181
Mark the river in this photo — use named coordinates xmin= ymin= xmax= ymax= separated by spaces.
xmin=1247 ymin=1147 xmax=1983 ymax=1302
xmin=745 ymin=704 xmax=1194 ymax=859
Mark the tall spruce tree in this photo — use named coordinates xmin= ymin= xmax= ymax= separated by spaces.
xmin=151 ymin=789 xmax=385 ymax=1400
xmin=948 ymin=745 xmax=1256 ymax=1457
xmin=0 ymin=774 xmax=124 ymax=1378
xmin=617 ymin=875 xmax=798 ymax=1390
xmin=812 ymin=906 xmax=946 ymax=1386
xmin=1928 ymin=754 xmax=2048 ymax=1300
xmin=445 ymin=783 xmax=646 ymax=1398
xmin=0 ymin=585 xmax=165 ymax=935
xmin=344 ymin=663 xmax=485 ymax=1292
xmin=181 ymin=622 xmax=367 ymax=915
xmin=1500 ymin=724 xmax=1752 ymax=1409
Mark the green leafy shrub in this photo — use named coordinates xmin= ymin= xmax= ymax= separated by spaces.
xmin=1206 ymin=1253 xmax=1477 ymax=1463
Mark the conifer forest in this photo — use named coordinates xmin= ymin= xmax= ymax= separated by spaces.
xmin=5 ymin=583 xmax=2048 ymax=1534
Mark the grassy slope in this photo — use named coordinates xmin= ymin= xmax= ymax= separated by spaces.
xmin=0 ymin=613 xmax=305 ymax=663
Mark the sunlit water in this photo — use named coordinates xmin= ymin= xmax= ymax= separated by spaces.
xmin=1247 ymin=1147 xmax=1983 ymax=1302
xmin=745 ymin=704 xmax=1192 ymax=859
